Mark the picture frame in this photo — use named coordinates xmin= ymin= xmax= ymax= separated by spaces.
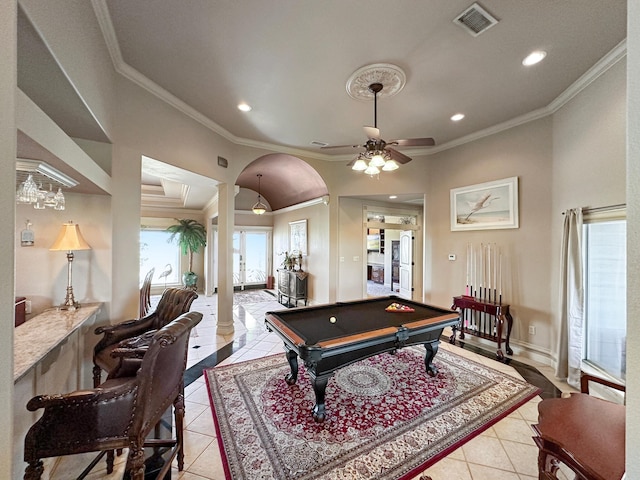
xmin=450 ymin=177 xmax=519 ymax=231
xmin=289 ymin=219 xmax=307 ymax=255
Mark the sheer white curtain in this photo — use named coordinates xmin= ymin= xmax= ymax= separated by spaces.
xmin=556 ymin=208 xmax=583 ymax=387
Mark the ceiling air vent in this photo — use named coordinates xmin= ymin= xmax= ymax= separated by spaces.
xmin=454 ymin=3 xmax=499 ymax=37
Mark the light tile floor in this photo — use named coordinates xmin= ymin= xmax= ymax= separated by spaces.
xmin=44 ymin=292 xmax=577 ymax=480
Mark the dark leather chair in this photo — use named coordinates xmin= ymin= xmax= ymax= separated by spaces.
xmin=532 ymin=372 xmax=625 ymax=480
xmin=93 ymin=287 xmax=198 ymax=387
xmin=139 ymin=267 xmax=155 ymax=318
xmin=23 ymin=311 xmax=203 ymax=480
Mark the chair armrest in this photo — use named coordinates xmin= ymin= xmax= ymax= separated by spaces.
xmin=580 ymin=371 xmax=625 ymax=394
xmin=94 ymin=318 xmax=139 ymax=335
xmin=26 ymin=390 xmax=99 ymax=411
xmin=27 ymin=375 xmax=138 ymax=411
xmin=111 ymin=346 xmax=148 ymax=359
xmin=94 ymin=315 xmax=157 ymax=350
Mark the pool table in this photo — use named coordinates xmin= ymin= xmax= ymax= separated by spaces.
xmin=264 ymin=296 xmax=459 ymax=422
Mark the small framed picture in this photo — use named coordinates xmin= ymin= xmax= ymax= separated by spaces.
xmin=289 ymin=219 xmax=307 ymax=255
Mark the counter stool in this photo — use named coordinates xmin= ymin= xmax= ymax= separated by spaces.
xmin=23 ymin=311 xmax=202 ymax=480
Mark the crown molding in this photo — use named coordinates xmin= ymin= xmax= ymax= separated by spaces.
xmin=92 ymin=0 xmax=331 ymax=162
xmin=93 ymin=0 xmax=627 ymax=161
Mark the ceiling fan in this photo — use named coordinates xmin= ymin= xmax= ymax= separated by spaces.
xmin=323 ymin=82 xmax=435 ymax=172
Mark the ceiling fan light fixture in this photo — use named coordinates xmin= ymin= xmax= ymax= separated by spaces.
xmin=382 ymin=160 xmax=399 ymax=171
xmin=364 ymin=165 xmax=380 ymax=176
xmin=352 ymin=158 xmax=368 ymax=171
xmin=369 ymin=153 xmax=386 ymax=168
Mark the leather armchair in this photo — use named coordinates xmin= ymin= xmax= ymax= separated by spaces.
xmin=93 ymin=287 xmax=198 ymax=386
xmin=23 ymin=311 xmax=203 ymax=480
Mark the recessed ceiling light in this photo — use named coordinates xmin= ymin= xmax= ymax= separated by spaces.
xmin=451 ymin=113 xmax=465 ymax=122
xmin=237 ymin=103 xmax=252 ymax=112
xmin=389 ymin=195 xmax=397 ymax=199
xmin=522 ymin=50 xmax=547 ymax=66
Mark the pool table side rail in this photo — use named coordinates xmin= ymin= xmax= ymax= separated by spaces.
xmin=402 ymin=312 xmax=460 ymax=331
xmin=264 ymin=313 xmax=306 ymax=347
xmin=265 ymin=311 xmax=460 ymax=351
xmin=317 ymin=327 xmax=398 ymax=349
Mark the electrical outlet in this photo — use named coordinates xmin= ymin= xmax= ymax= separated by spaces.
xmin=528 ymin=325 xmax=536 ymax=335
xmin=353 ymin=256 xmax=360 ymax=262
xmin=25 ymin=300 xmax=32 ymax=314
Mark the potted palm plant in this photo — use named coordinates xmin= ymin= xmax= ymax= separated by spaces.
xmin=166 ymin=218 xmax=207 ymax=290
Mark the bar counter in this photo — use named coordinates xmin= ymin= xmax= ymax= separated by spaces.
xmin=14 ymin=303 xmax=102 ymax=381
xmin=13 ymin=303 xmax=102 ymax=479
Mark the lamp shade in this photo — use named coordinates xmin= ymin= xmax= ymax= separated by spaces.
xmin=382 ymin=160 xmax=399 ymax=171
xmin=49 ymin=222 xmax=91 ymax=251
xmin=369 ymin=153 xmax=386 ymax=167
xmin=351 ymin=159 xmax=368 ymax=171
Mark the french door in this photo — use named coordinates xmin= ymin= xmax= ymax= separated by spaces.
xmin=233 ymin=229 xmax=270 ymax=289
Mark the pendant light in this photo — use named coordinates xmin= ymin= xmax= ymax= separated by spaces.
xmin=252 ymin=173 xmax=267 ymax=215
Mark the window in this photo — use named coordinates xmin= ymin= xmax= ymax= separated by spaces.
xmin=140 ymin=229 xmax=181 ymax=286
xmin=582 ymin=212 xmax=626 ymax=380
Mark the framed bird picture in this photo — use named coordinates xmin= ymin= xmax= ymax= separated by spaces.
xmin=450 ymin=177 xmax=519 ymax=231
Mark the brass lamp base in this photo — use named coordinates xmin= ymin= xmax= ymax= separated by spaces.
xmin=59 ymin=286 xmax=81 ymax=310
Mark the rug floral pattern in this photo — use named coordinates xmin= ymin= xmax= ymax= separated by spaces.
xmin=206 ymin=346 xmax=540 ymax=480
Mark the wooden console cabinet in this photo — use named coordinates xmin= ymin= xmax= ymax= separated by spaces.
xmin=370 ymin=265 xmax=384 ymax=284
xmin=277 ymin=269 xmax=308 ymax=307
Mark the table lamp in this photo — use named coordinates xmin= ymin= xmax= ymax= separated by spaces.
xmin=49 ymin=221 xmax=91 ymax=309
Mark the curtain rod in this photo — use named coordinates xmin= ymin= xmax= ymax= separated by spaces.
xmin=562 ymin=203 xmax=626 ymax=215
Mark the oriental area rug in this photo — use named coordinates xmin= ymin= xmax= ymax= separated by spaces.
xmin=233 ymin=289 xmax=276 ymax=305
xmin=205 ymin=346 xmax=540 ymax=480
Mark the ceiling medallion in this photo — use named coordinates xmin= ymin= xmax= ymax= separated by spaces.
xmin=346 ymin=63 xmax=406 ymax=101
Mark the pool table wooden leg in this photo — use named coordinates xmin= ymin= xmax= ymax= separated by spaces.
xmin=284 ymin=348 xmax=299 ymax=384
xmin=309 ymin=373 xmax=330 ymax=422
xmin=423 ymin=340 xmax=440 ymax=376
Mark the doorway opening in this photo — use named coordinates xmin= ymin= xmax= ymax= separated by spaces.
xmin=233 ymin=228 xmax=272 ymax=290
xmin=365 ymin=209 xmax=418 ymax=299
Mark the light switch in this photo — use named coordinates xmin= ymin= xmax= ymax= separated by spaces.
xmin=339 ymin=257 xmax=345 ymax=263
xmin=448 ymin=254 xmax=456 ymax=261
xmin=353 ymin=256 xmax=360 ymax=262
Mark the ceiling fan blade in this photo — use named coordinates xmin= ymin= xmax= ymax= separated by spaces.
xmin=363 ymin=126 xmax=380 ymax=140
xmin=321 ymin=144 xmax=361 ymax=150
xmin=389 ymin=137 xmax=435 ymax=147
xmin=386 ymin=148 xmax=412 ymax=165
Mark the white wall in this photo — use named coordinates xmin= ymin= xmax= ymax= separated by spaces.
xmin=272 ymin=202 xmax=330 ymax=304
xmin=15 ymin=193 xmax=112 ymax=319
xmin=426 ymin=117 xmax=554 ymax=357
xmin=19 ymin=0 xmax=115 ymax=139
xmin=550 ymin=58 xmax=627 ymax=372
xmin=626 ymin=1 xmax=640 ymax=476
xmin=0 ymin=0 xmax=17 ymax=476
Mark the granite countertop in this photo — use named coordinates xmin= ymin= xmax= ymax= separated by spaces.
xmin=14 ymin=303 xmax=102 ymax=382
